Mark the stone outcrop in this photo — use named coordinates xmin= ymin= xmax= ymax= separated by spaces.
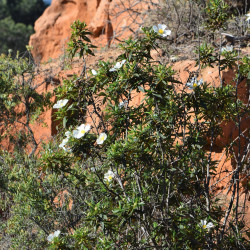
xmin=29 ymin=0 xmax=149 ymax=62
xmin=30 ymin=0 xmax=99 ymax=62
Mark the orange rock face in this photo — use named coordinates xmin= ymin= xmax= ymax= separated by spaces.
xmin=30 ymin=0 xmax=99 ymax=62
xmin=29 ymin=0 xmax=152 ymax=62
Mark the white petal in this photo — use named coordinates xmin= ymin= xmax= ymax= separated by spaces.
xmin=158 ymin=24 xmax=163 ymax=30
xmin=65 ymin=131 xmax=71 ymax=138
xmin=76 ymin=124 xmax=85 ymax=130
xmin=54 ymin=230 xmax=61 ymax=237
xmin=73 ymin=124 xmax=91 ymax=138
xmin=91 ymin=69 xmax=97 ymax=75
xmin=96 ymin=132 xmax=107 ymax=145
xmin=121 ymin=59 xmax=126 ymax=66
xmin=72 ymin=129 xmax=81 ymax=139
xmin=107 ymin=170 xmax=115 ymax=177
xmin=84 ymin=124 xmax=91 ymax=132
xmin=115 ymin=62 xmax=121 ymax=69
xmin=109 ymin=67 xmax=116 ymax=72
xmin=59 ymin=138 xmax=68 ymax=148
xmin=104 ymin=170 xmax=115 ymax=182
xmin=119 ymin=101 xmax=125 ymax=108
xmin=162 ymin=30 xmax=171 ymax=37
xmin=47 ymin=234 xmax=54 ymax=242
xmin=226 ymin=45 xmax=233 ymax=52
xmin=53 ymin=99 xmax=68 ymax=109
xmin=206 ymin=222 xmax=214 ymax=228
xmin=159 ymin=24 xmax=167 ymax=30
xmin=153 ymin=25 xmax=158 ymax=32
xmin=198 ymin=79 xmax=203 ymax=86
xmin=186 ymin=82 xmax=193 ymax=89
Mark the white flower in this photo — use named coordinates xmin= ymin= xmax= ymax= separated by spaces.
xmin=59 ymin=138 xmax=68 ymax=148
xmin=91 ymin=69 xmax=97 ymax=75
xmin=47 ymin=230 xmax=61 ymax=242
xmin=65 ymin=131 xmax=71 ymax=138
xmin=104 ymin=170 xmax=115 ymax=182
xmin=186 ymin=77 xmax=203 ymax=90
xmin=153 ymin=24 xmax=171 ymax=37
xmin=200 ymin=220 xmax=214 ymax=230
xmin=72 ymin=124 xmax=91 ymax=139
xmin=118 ymin=100 xmax=128 ymax=109
xmin=59 ymin=138 xmax=71 ymax=152
xmin=246 ymin=13 xmax=250 ymax=22
xmin=221 ymin=45 xmax=233 ymax=53
xmin=96 ymin=132 xmax=107 ymax=145
xmin=53 ymin=99 xmax=68 ymax=109
xmin=90 ymin=167 xmax=96 ymax=172
xmin=109 ymin=60 xmax=126 ymax=72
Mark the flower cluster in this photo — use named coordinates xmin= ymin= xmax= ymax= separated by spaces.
xmin=58 ymin=122 xmax=108 ymax=152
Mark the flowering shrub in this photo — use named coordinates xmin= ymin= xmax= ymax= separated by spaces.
xmin=0 ymin=13 xmax=249 ymax=250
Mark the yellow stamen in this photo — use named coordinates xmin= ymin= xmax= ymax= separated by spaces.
xmin=81 ymin=130 xmax=86 ymax=134
xmin=159 ymin=29 xmax=164 ymax=34
xmin=203 ymin=225 xmax=207 ymax=229
xmin=193 ymin=83 xmax=198 ymax=88
xmin=108 ymin=176 xmax=112 ymax=180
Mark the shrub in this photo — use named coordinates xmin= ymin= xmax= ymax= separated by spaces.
xmin=0 ymin=11 xmax=249 ymax=250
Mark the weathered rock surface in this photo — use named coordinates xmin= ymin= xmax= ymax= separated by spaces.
xmin=29 ymin=0 xmax=148 ymax=62
xmin=30 ymin=0 xmax=99 ymax=62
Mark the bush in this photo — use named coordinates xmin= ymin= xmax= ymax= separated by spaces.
xmin=0 ymin=16 xmax=249 ymax=249
xmin=0 ymin=17 xmax=33 ymax=55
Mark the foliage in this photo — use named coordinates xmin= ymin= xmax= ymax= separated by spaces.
xmin=0 ymin=0 xmax=250 ymax=246
xmin=0 ymin=0 xmax=47 ymax=25
xmin=0 ymin=52 xmax=52 ymax=155
xmin=0 ymin=0 xmax=9 ymax=20
xmin=0 ymin=16 xmax=249 ymax=249
xmin=204 ymin=0 xmax=231 ymax=31
xmin=196 ymin=43 xmax=238 ymax=70
xmin=0 ymin=17 xmax=33 ymax=55
xmin=67 ymin=20 xmax=97 ymax=58
xmin=0 ymin=0 xmax=47 ymax=55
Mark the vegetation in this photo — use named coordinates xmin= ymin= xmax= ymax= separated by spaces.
xmin=0 ymin=0 xmax=47 ymax=55
xmin=0 ymin=0 xmax=249 ymax=249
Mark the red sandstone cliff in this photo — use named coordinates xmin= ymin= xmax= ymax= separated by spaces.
xmin=29 ymin=0 xmax=148 ymax=62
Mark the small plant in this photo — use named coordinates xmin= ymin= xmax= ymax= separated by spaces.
xmin=67 ymin=20 xmax=96 ymax=58
xmin=205 ymin=0 xmax=230 ymax=31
